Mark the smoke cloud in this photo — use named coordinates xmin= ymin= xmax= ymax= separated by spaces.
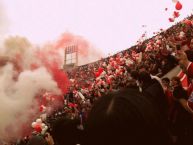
xmin=0 ymin=31 xmax=103 ymax=141
xmin=0 ymin=64 xmax=60 ymax=141
xmin=55 ymin=32 xmax=103 ymax=65
xmin=0 ymin=36 xmax=69 ymax=141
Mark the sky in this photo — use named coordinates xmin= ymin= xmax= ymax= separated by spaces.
xmin=0 ymin=0 xmax=193 ymax=56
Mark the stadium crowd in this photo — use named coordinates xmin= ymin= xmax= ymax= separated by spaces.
xmin=9 ymin=15 xmax=193 ymax=145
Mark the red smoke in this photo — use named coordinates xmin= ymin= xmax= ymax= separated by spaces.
xmin=55 ymin=32 xmax=89 ymax=56
xmin=0 ymin=32 xmax=103 ymax=140
xmin=55 ymin=32 xmax=102 ymax=58
xmin=35 ymin=49 xmax=69 ymax=94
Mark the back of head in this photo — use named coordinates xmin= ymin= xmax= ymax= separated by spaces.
xmin=139 ymin=72 xmax=168 ymax=121
xmin=84 ymin=88 xmax=171 ymax=145
xmin=130 ymin=70 xmax=139 ymax=80
xmin=51 ymin=117 xmax=82 ymax=145
xmin=138 ymin=71 xmax=152 ymax=88
xmin=185 ymin=50 xmax=193 ymax=62
xmin=27 ymin=136 xmax=46 ymax=145
xmin=162 ymin=77 xmax=170 ymax=88
xmin=162 ymin=77 xmax=170 ymax=84
xmin=171 ymin=76 xmax=182 ymax=87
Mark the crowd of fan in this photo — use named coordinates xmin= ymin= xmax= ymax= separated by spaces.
xmin=13 ymin=15 xmax=193 ymax=145
xmin=63 ymin=15 xmax=193 ymax=123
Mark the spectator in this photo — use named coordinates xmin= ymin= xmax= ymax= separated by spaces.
xmin=50 ymin=117 xmax=83 ymax=145
xmin=138 ymin=71 xmax=168 ymax=120
xmin=170 ymin=76 xmax=193 ymax=145
xmin=162 ymin=77 xmax=173 ymax=112
xmin=27 ymin=135 xmax=47 ymax=145
xmin=84 ymin=88 xmax=171 ymax=145
xmin=13 ymin=14 xmax=193 ymax=145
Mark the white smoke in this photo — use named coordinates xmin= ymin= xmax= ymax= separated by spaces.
xmin=2 ymin=36 xmax=40 ymax=69
xmin=78 ymin=44 xmax=102 ymax=66
xmin=0 ymin=30 xmax=102 ymax=143
xmin=0 ymin=64 xmax=60 ymax=141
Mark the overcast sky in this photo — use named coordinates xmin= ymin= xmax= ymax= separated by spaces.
xmin=1 ymin=0 xmax=193 ymax=56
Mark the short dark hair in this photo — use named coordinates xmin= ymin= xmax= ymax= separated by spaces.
xmin=50 ymin=117 xmax=83 ymax=145
xmin=162 ymin=77 xmax=170 ymax=84
xmin=130 ymin=70 xmax=139 ymax=80
xmin=138 ymin=71 xmax=151 ymax=84
xmin=171 ymin=76 xmax=181 ymax=86
xmin=84 ymin=88 xmax=171 ymax=145
xmin=185 ymin=50 xmax=193 ymax=61
xmin=27 ymin=136 xmax=46 ymax=145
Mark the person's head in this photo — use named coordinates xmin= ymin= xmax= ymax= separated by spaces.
xmin=84 ymin=88 xmax=170 ymax=145
xmin=130 ymin=70 xmax=139 ymax=80
xmin=137 ymin=71 xmax=152 ymax=87
xmin=162 ymin=77 xmax=170 ymax=88
xmin=27 ymin=135 xmax=47 ymax=145
xmin=171 ymin=76 xmax=181 ymax=87
xmin=185 ymin=50 xmax=193 ymax=62
xmin=176 ymin=49 xmax=189 ymax=67
xmin=50 ymin=117 xmax=82 ymax=145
